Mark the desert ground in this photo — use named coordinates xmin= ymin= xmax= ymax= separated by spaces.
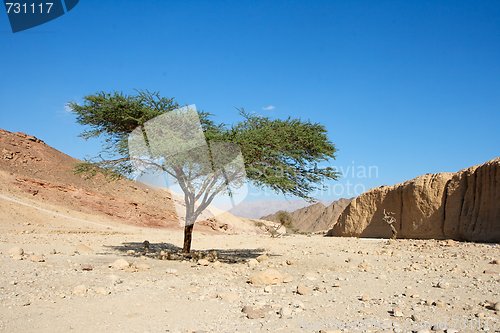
xmin=0 ymin=192 xmax=499 ymax=333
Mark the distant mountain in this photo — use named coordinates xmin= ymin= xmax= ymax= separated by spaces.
xmin=229 ymin=199 xmax=311 ymax=219
xmin=261 ymin=198 xmax=352 ymax=233
xmin=310 ymin=198 xmax=352 ymax=231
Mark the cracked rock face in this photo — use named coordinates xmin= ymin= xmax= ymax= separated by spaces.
xmin=328 ymin=158 xmax=500 ymax=242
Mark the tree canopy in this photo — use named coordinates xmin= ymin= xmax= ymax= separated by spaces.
xmin=69 ymin=90 xmax=338 ymax=252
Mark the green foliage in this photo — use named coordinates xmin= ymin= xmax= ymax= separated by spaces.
xmin=68 ymin=90 xmax=220 ymax=178
xmin=231 ymin=110 xmax=338 ymax=200
xmin=69 ymin=91 xmax=339 ymax=201
xmin=69 ymin=90 xmax=179 ymax=159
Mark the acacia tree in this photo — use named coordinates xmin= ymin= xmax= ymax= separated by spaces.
xmin=69 ymin=90 xmax=338 ymax=253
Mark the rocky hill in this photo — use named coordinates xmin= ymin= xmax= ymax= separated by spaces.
xmin=327 ymin=158 xmax=500 ymax=242
xmin=0 ymin=129 xmax=265 ymax=234
xmin=313 ymin=198 xmax=352 ymax=231
xmin=261 ymin=198 xmax=351 ymax=233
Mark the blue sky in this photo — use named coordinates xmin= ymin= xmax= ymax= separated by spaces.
xmin=1 ymin=0 xmax=499 ymax=204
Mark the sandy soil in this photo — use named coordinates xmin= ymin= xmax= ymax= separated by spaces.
xmin=1 ymin=193 xmax=499 ymax=333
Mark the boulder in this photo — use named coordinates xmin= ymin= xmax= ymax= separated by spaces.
xmin=241 ymin=305 xmax=266 ymax=319
xmin=109 ymin=259 xmax=130 ymax=270
xmin=247 ymin=259 xmax=259 ymax=268
xmin=248 ymin=269 xmax=284 ymax=285
xmin=8 ymin=247 xmax=24 ymax=257
xmin=75 ymin=244 xmax=94 ymax=255
xmin=94 ymin=287 xmax=110 ymax=295
xmin=197 ymin=259 xmax=210 ymax=266
xmin=296 ymin=283 xmax=312 ymax=295
xmin=256 ymin=254 xmax=269 ymax=263
xmin=29 ymin=255 xmax=45 ymax=262
xmin=73 ymin=285 xmax=87 ymax=296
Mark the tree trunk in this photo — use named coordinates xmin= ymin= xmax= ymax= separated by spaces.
xmin=182 ymin=223 xmax=194 ymax=253
xmin=182 ymin=197 xmax=196 ymax=253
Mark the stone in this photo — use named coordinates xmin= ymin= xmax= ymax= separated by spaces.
xmin=8 ymin=247 xmax=24 ymax=256
xmin=433 ymin=300 xmax=445 ymax=307
xmin=217 ymin=292 xmax=239 ymax=302
xmin=296 ymin=283 xmax=312 ymax=295
xmin=279 ymin=306 xmax=293 ymax=318
xmin=241 ymin=305 xmax=265 ymax=319
xmin=358 ymin=260 xmax=371 ymax=271
xmin=109 ymin=259 xmax=130 ymax=270
xmin=436 ymin=281 xmax=450 ymax=289
xmin=391 ymin=307 xmax=403 ymax=317
xmin=256 ymin=254 xmax=269 ymax=262
xmin=275 ymin=225 xmax=287 ymax=235
xmin=73 ymin=285 xmax=87 ymax=296
xmin=291 ymin=300 xmax=305 ymax=311
xmin=94 ymin=287 xmax=110 ymax=295
xmin=247 ymin=259 xmax=259 ymax=268
xmin=123 ymin=265 xmax=138 ymax=273
xmin=134 ymin=262 xmax=151 ymax=270
xmin=248 ymin=269 xmax=284 ymax=285
xmin=483 ymin=269 xmax=499 ymax=275
xmin=165 ymin=268 xmax=178 ymax=275
xmin=81 ymin=264 xmax=93 ymax=271
xmin=75 ymin=244 xmax=93 ymax=254
xmin=444 ymin=239 xmax=456 ymax=247
xmin=264 ymin=286 xmax=272 ymax=293
xmin=431 ymin=324 xmax=447 ymax=331
xmin=304 ymin=272 xmax=317 ymax=281
xmin=197 ymin=259 xmax=210 ymax=266
xmin=29 ymin=255 xmax=45 ymax=262
xmin=108 ymin=274 xmax=123 ymax=285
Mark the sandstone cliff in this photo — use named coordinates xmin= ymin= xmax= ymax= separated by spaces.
xmin=327 ymin=158 xmax=500 ymax=242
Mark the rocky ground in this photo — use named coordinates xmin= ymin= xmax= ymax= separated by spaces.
xmin=1 ymin=203 xmax=499 ymax=333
